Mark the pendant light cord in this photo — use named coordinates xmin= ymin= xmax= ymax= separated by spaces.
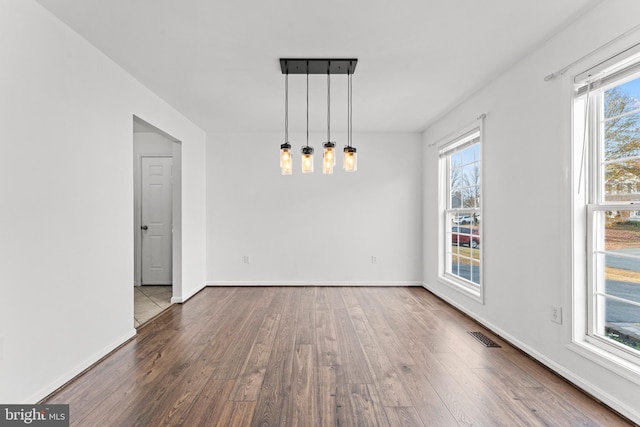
xmin=306 ymin=64 xmax=309 ymax=148
xmin=348 ymin=68 xmax=353 ymax=147
xmin=327 ymin=64 xmax=331 ymax=142
xmin=347 ymin=70 xmax=350 ymax=147
xmin=285 ymin=70 xmax=289 ymax=142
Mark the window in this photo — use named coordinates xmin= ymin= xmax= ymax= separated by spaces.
xmin=439 ymin=126 xmax=482 ymax=299
xmin=575 ymin=53 xmax=640 ymax=364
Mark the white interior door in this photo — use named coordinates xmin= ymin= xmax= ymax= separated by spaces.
xmin=141 ymin=156 xmax=173 ymax=285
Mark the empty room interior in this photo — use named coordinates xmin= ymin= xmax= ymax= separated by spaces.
xmin=2 ymin=0 xmax=640 ymax=425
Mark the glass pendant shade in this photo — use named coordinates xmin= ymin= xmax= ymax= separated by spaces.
xmin=322 ymin=142 xmax=336 ymax=174
xmin=343 ymin=146 xmax=357 ymax=172
xmin=301 ymin=146 xmax=314 ymax=174
xmin=280 ymin=142 xmax=292 ymax=175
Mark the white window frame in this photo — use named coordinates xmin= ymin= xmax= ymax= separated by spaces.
xmin=572 ymin=48 xmax=640 ymax=379
xmin=438 ymin=120 xmax=484 ymax=302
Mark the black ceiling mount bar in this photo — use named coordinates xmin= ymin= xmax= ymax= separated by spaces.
xmin=280 ymin=58 xmax=358 ymax=75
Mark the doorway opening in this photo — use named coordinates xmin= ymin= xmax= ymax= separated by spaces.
xmin=133 ymin=116 xmax=182 ymax=327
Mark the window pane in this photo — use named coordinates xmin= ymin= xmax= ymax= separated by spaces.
xmin=448 ymin=221 xmax=481 ymax=284
xmin=459 ymin=145 xmax=476 ymax=165
xmin=450 ymin=153 xmax=463 ymax=174
xmin=451 ymin=213 xmax=478 ymax=226
xmin=451 ymin=255 xmax=461 ymax=277
xmin=452 ymin=226 xmax=462 ymax=246
xmin=461 ymin=186 xmax=480 ymax=208
xmin=604 ymin=160 xmax=640 ymax=202
xmin=450 ymin=226 xmax=479 ymax=244
xmin=461 ymin=164 xmax=480 ymax=208
xmin=595 ymin=295 xmax=640 ymax=353
xmin=449 ymin=255 xmax=476 ymax=283
xmin=605 ymin=218 xmax=640 ymax=250
xmin=604 ymin=78 xmax=640 ymax=119
xmin=451 ymin=190 xmax=462 ymax=208
xmin=450 ymin=157 xmax=463 ymax=208
xmin=595 ymin=228 xmax=640 ymax=354
xmin=601 ymin=254 xmax=640 ymax=302
xmin=448 ymin=258 xmax=481 ymax=285
xmin=604 ymin=110 xmax=640 ymax=163
xmin=471 ymin=260 xmax=480 ymax=285
xmin=600 ymin=215 xmax=640 ymax=302
xmin=462 ymin=164 xmax=478 ymax=184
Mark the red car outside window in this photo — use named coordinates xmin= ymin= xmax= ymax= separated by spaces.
xmin=451 ymin=227 xmax=480 ymax=248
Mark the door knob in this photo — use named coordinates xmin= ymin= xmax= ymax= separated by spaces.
xmin=141 ymin=225 xmax=148 ymax=230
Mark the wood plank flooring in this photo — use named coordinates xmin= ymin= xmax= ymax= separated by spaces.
xmin=43 ymin=287 xmax=634 ymax=426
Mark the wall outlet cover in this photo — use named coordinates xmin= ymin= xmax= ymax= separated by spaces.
xmin=551 ymin=305 xmax=563 ymax=324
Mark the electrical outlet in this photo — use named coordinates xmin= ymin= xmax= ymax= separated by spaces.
xmin=551 ymin=305 xmax=563 ymax=324
xmin=371 ymin=256 xmax=377 ymax=264
xmin=243 ymin=255 xmax=250 ymax=264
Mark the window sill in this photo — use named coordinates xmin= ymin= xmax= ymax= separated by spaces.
xmin=568 ymin=339 xmax=640 ymax=387
xmin=438 ymin=274 xmax=483 ymax=304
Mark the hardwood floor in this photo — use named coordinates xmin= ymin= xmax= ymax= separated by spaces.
xmin=44 ymin=287 xmax=634 ymax=426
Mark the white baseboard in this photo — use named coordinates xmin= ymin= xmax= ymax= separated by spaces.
xmin=28 ymin=329 xmax=136 ymax=404
xmin=421 ymin=282 xmax=640 ymax=424
xmin=206 ymin=281 xmax=422 ymax=287
xmin=172 ymin=282 xmax=207 ymax=304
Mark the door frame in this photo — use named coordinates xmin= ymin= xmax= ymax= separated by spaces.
xmin=133 ymin=116 xmax=182 ymax=303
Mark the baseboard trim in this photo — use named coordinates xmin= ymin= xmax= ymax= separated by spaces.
xmin=31 ymin=329 xmax=136 ymax=404
xmin=421 ymin=282 xmax=640 ymax=424
xmin=206 ymin=281 xmax=422 ymax=287
xmin=172 ymin=282 xmax=207 ymax=304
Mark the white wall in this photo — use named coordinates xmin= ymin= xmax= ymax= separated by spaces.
xmin=422 ymin=0 xmax=640 ymax=422
xmin=207 ymin=132 xmax=422 ymax=285
xmin=0 ymin=0 xmax=206 ymax=403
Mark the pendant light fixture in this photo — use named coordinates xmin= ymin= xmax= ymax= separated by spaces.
xmin=344 ymin=64 xmax=357 ymax=172
xmin=280 ymin=67 xmax=292 ymax=175
xmin=278 ymin=58 xmax=357 ymax=175
xmin=323 ymin=62 xmax=336 ymax=174
xmin=301 ymin=64 xmax=314 ymax=174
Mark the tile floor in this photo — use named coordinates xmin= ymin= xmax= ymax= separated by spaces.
xmin=134 ymin=285 xmax=172 ymax=327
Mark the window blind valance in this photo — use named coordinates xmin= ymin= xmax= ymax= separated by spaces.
xmin=575 ymin=43 xmax=640 ymax=96
xmin=438 ymin=129 xmax=480 ymax=158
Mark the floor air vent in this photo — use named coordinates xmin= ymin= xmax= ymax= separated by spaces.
xmin=468 ymin=331 xmax=501 ymax=347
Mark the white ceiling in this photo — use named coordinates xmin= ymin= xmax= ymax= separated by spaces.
xmin=35 ymin=0 xmax=598 ymax=134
